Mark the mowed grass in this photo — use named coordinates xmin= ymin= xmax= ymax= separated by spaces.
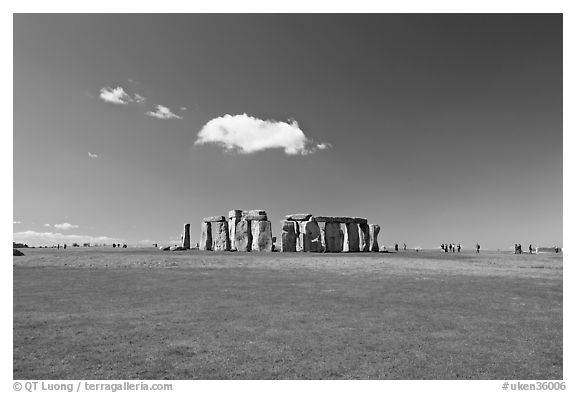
xmin=13 ymin=248 xmax=562 ymax=379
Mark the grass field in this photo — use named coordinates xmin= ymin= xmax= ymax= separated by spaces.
xmin=13 ymin=248 xmax=562 ymax=379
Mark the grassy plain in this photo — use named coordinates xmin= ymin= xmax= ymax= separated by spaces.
xmin=13 ymin=248 xmax=562 ymax=379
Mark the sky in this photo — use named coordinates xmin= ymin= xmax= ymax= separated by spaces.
xmin=13 ymin=14 xmax=562 ymax=249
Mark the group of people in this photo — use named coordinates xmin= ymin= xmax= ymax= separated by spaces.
xmin=112 ymin=243 xmax=127 ymax=248
xmin=440 ymin=243 xmax=462 ymax=253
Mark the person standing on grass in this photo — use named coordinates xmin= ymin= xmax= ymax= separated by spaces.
xmin=457 ymin=244 xmax=461 ymax=252
xmin=403 ymin=243 xmax=407 ymax=251
xmin=57 ymin=244 xmax=60 ymax=250
xmin=395 ymin=243 xmax=399 ymax=252
xmin=476 ymin=243 xmax=480 ymax=253
xmin=529 ymin=244 xmax=533 ymax=254
xmin=64 ymin=244 xmax=66 ymax=250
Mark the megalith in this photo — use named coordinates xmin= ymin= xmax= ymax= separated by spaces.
xmin=324 ymin=222 xmax=343 ymax=252
xmin=228 ymin=210 xmax=242 ymax=251
xmin=251 ymin=220 xmax=273 ymax=252
xmin=358 ymin=223 xmax=370 ymax=252
xmin=213 ymin=221 xmax=230 ymax=251
xmin=302 ymin=220 xmax=322 ymax=252
xmin=285 ymin=213 xmax=313 ymax=221
xmin=369 ymin=224 xmax=380 ymax=252
xmin=343 ymin=222 xmax=360 ymax=252
xmin=234 ymin=219 xmax=252 ymax=252
xmin=242 ymin=210 xmax=268 ymax=221
xmin=281 ymin=220 xmax=298 ymax=252
xmin=182 ymin=223 xmax=190 ymax=249
xmin=199 ymin=222 xmax=212 ymax=251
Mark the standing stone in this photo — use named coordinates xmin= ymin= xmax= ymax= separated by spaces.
xmin=212 ymin=221 xmax=230 ymax=251
xmin=199 ymin=222 xmax=212 ymax=251
xmin=228 ymin=217 xmax=240 ymax=251
xmin=358 ymin=223 xmax=370 ymax=252
xmin=319 ymin=223 xmax=326 ymax=252
xmin=369 ymin=224 xmax=380 ymax=252
xmin=251 ymin=220 xmax=273 ymax=252
xmin=324 ymin=222 xmax=343 ymax=252
xmin=302 ymin=220 xmax=322 ymax=252
xmin=228 ymin=210 xmax=242 ymax=219
xmin=234 ymin=219 xmax=252 ymax=252
xmin=296 ymin=222 xmax=304 ymax=252
xmin=343 ymin=222 xmax=360 ymax=252
xmin=281 ymin=220 xmax=298 ymax=252
xmin=182 ymin=223 xmax=191 ymax=249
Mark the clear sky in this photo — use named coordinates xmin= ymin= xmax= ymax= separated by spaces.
xmin=13 ymin=14 xmax=562 ymax=249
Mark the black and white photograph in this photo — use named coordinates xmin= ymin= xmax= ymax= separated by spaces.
xmin=8 ymin=5 xmax=571 ymax=389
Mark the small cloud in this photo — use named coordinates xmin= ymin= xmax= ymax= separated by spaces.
xmin=316 ymin=143 xmax=331 ymax=150
xmin=13 ymin=230 xmax=124 ymax=246
xmin=13 ymin=221 xmax=22 ymax=224
xmin=88 ymin=152 xmax=99 ymax=159
xmin=180 ymin=106 xmax=188 ymax=111
xmin=99 ymin=86 xmax=133 ymax=105
xmin=195 ymin=113 xmax=330 ymax=155
xmin=134 ymin=94 xmax=146 ymax=104
xmin=54 ymin=222 xmax=79 ymax=230
xmin=146 ymin=105 xmax=182 ymax=119
xmin=44 ymin=223 xmax=50 ymax=227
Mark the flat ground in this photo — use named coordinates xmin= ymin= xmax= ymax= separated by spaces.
xmin=13 ymin=248 xmax=562 ymax=379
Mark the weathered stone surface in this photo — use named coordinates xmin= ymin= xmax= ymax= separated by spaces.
xmin=234 ymin=219 xmax=252 ymax=252
xmin=369 ymin=224 xmax=380 ymax=252
xmin=203 ymin=215 xmax=225 ymax=223
xmin=161 ymin=246 xmax=171 ymax=251
xmin=324 ymin=222 xmax=343 ymax=252
xmin=313 ymin=216 xmax=366 ymax=224
xmin=170 ymin=246 xmax=184 ymax=251
xmin=228 ymin=209 xmax=242 ymax=218
xmin=319 ymin=224 xmax=326 ymax=252
xmin=302 ymin=220 xmax=323 ymax=252
xmin=358 ymin=223 xmax=370 ymax=252
xmin=13 ymin=248 xmax=25 ymax=256
xmin=228 ymin=217 xmax=240 ymax=251
xmin=199 ymin=222 xmax=212 ymax=251
xmin=285 ymin=213 xmax=313 ymax=221
xmin=296 ymin=222 xmax=304 ymax=252
xmin=343 ymin=223 xmax=360 ymax=252
xmin=251 ymin=220 xmax=273 ymax=252
xmin=281 ymin=220 xmax=298 ymax=252
xmin=213 ymin=221 xmax=230 ymax=251
xmin=182 ymin=223 xmax=190 ymax=249
xmin=242 ymin=210 xmax=268 ymax=221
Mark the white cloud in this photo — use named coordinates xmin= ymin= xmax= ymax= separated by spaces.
xmin=44 ymin=223 xmax=50 ymax=227
xmin=180 ymin=106 xmax=188 ymax=111
xmin=99 ymin=86 xmax=133 ymax=105
xmin=316 ymin=143 xmax=331 ymax=150
xmin=88 ymin=152 xmax=99 ymax=159
xmin=195 ymin=114 xmax=330 ymax=155
xmin=134 ymin=94 xmax=146 ymax=104
xmin=54 ymin=222 xmax=79 ymax=230
xmin=146 ymin=105 xmax=182 ymax=119
xmin=13 ymin=221 xmax=22 ymax=224
xmin=13 ymin=230 xmax=124 ymax=246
